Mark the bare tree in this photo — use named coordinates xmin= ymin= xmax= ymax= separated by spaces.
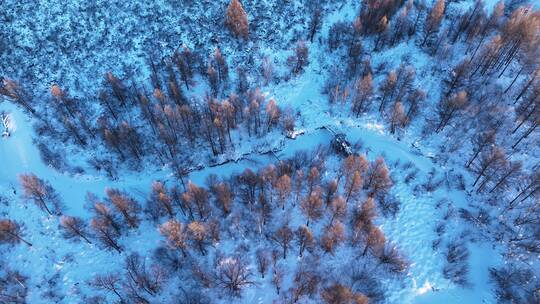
xmin=379 ymin=71 xmax=398 ymax=112
xmin=89 ymin=274 xmax=125 ymax=303
xmin=374 ymin=244 xmax=409 ymax=274
xmin=0 ymin=264 xmax=28 ymax=303
xmin=214 ymin=256 xmax=254 ymax=295
xmin=308 ymin=9 xmax=322 ymax=42
xmin=260 ymin=56 xmax=274 ymax=85
xmin=272 ymin=265 xmax=284 ymax=295
xmin=290 ymin=268 xmax=321 ymax=303
xmin=466 ymin=129 xmax=496 ymax=168
xmin=256 ymin=249 xmax=270 ymax=278
xmin=124 ymin=253 xmax=165 ymax=297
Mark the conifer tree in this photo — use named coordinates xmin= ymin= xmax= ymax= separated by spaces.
xmin=225 ymin=0 xmax=249 ymax=39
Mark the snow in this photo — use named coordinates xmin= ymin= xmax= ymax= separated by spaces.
xmin=1 ymin=97 xmax=502 ymax=303
xmin=2 ymin=0 xmax=539 ymax=302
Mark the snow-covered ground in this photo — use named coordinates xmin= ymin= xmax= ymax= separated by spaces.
xmin=1 ymin=97 xmax=501 ymax=302
xmin=2 ymin=0 xmax=539 ymax=302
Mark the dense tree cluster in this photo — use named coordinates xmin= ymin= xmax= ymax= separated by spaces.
xmin=1 ymin=147 xmax=404 ymax=303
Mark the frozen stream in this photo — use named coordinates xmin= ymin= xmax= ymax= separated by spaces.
xmin=0 ymin=101 xmax=497 ymax=303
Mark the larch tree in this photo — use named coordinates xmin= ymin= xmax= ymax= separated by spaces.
xmin=362 ymin=225 xmax=386 ymax=256
xmin=436 ymin=90 xmax=468 ymax=133
xmin=225 ymin=0 xmax=249 ymax=39
xmin=321 ymin=283 xmax=369 ymax=304
xmin=466 ymin=129 xmax=497 ymax=168
xmin=0 ymin=219 xmax=32 ymax=247
xmin=323 ymin=179 xmax=339 ymax=208
xmin=351 ymin=197 xmax=377 ymax=245
xmin=379 ymin=70 xmax=398 ymax=112
xmin=365 ymin=157 xmax=392 ymax=197
xmin=59 ymin=215 xmax=92 ymax=244
xmin=421 ymin=0 xmax=445 ymax=46
xmin=352 ymin=73 xmax=374 ymax=116
xmin=90 ymin=217 xmax=123 ymax=253
xmin=306 ymin=166 xmax=321 ymax=197
xmin=471 ymin=146 xmax=507 ymax=188
xmin=288 ymin=41 xmax=309 ymax=75
xmin=329 ymin=196 xmax=347 ymax=225
xmin=182 ymin=182 xmax=211 ymax=220
xmin=106 ymin=188 xmax=141 ymax=229
xmin=0 ymin=78 xmax=36 ymax=115
xmin=187 ymin=221 xmax=209 ymax=256
xmin=390 ymin=101 xmax=407 ymax=134
xmin=91 ymin=200 xmax=122 ymax=234
xmin=301 ymin=188 xmax=324 ymax=227
xmin=159 ymin=220 xmax=189 ymax=257
xmin=275 ymin=174 xmax=292 ymax=210
xmin=321 ymin=220 xmax=346 ymax=255
xmin=149 ymin=181 xmax=174 ymax=219
xmin=344 ymin=170 xmax=363 ymax=204
xmin=270 ymin=223 xmax=294 ymax=259
xmin=211 ymin=181 xmax=233 ymax=216
xmin=296 ymin=225 xmax=315 ymax=257
xmin=19 ymin=173 xmax=61 ymax=216
xmin=338 ymin=154 xmax=368 ymax=187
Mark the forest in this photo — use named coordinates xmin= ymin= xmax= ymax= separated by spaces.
xmin=1 ymin=0 xmax=539 ymax=303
